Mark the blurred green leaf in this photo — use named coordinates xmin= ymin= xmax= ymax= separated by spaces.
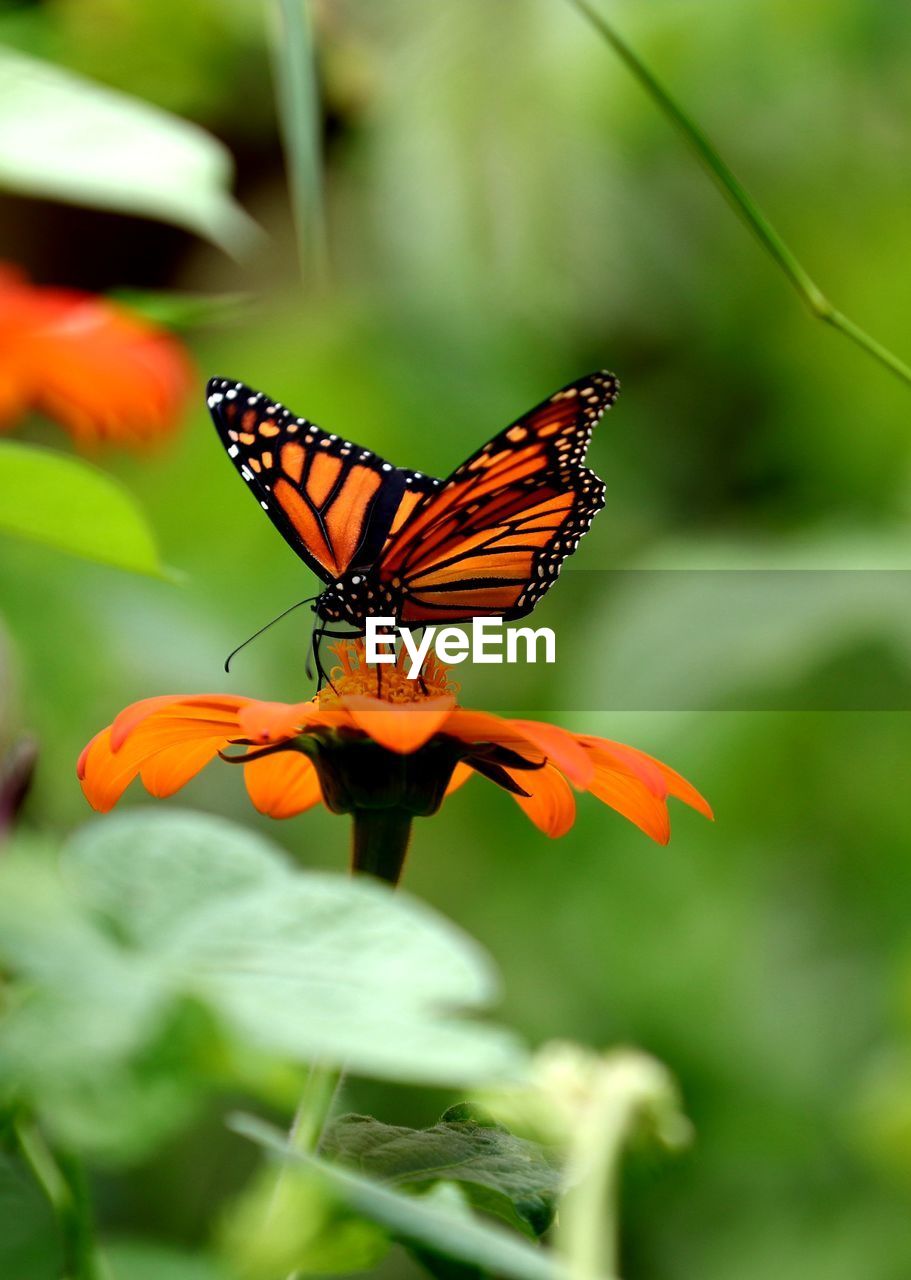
xmin=231 ymin=1113 xmax=567 ymax=1280
xmin=0 ymin=442 xmax=168 ymax=578
xmin=0 ymin=1152 xmax=63 ymax=1280
xmin=104 ymin=1238 xmax=231 ymax=1280
xmin=219 ymin=1164 xmax=390 ymax=1279
xmin=0 ymin=47 xmax=259 ymax=255
xmin=63 ymin=809 xmax=289 ymax=949
xmin=108 ymin=289 xmax=253 ymax=331
xmin=65 ymin=809 xmax=524 ymax=1086
xmin=323 ymin=1104 xmax=561 ymax=1238
xmin=0 ymin=809 xmax=523 ymax=1151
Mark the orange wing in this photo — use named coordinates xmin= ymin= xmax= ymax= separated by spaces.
xmin=208 ymin=378 xmax=440 ymax=583
xmin=379 ymin=371 xmax=619 ymax=622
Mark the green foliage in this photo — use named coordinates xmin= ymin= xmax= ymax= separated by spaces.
xmin=0 ymin=1153 xmax=62 ymax=1280
xmin=231 ymin=1114 xmax=566 ymax=1280
xmin=219 ymin=1165 xmax=390 ymax=1279
xmin=108 ymin=289 xmax=253 ymax=331
xmin=568 ymin=0 xmax=911 ymax=389
xmin=0 ymin=442 xmax=168 ymax=578
xmin=104 ymin=1239 xmax=231 ymax=1280
xmin=567 ymin=537 xmax=911 ymax=712
xmin=1 ymin=2 xmax=910 ymax=1277
xmin=0 ymin=811 xmax=523 ymax=1160
xmin=322 ymin=1104 xmax=560 ymax=1238
xmin=0 ymin=47 xmax=258 ymax=253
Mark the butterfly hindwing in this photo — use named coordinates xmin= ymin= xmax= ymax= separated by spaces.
xmin=379 ymin=371 xmax=618 ymax=622
xmin=207 ymin=377 xmax=440 ymax=583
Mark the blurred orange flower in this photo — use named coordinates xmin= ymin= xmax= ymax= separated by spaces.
xmin=0 ymin=264 xmax=192 ymax=446
xmin=78 ymin=642 xmax=712 ymax=883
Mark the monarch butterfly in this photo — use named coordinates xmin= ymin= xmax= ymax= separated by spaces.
xmin=207 ymin=370 xmax=619 ymax=664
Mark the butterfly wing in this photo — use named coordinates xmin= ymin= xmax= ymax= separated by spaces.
xmin=378 ymin=371 xmax=619 ymax=622
xmin=207 ymin=377 xmax=440 ymax=583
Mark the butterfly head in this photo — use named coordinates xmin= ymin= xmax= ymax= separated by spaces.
xmin=315 ymin=568 xmax=393 ymax=626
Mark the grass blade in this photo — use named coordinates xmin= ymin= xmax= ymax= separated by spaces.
xmin=268 ymin=0 xmax=328 ymax=287
xmin=568 ymin=0 xmax=911 ymax=390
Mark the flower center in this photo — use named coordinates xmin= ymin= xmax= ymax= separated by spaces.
xmin=319 ymin=638 xmax=458 ymax=705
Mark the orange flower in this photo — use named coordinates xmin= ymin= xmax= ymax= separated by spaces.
xmin=0 ymin=264 xmax=192 ymax=446
xmin=78 ymin=642 xmax=712 ymax=884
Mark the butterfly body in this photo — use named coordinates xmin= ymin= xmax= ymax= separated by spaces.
xmin=207 ymin=371 xmax=619 ymax=631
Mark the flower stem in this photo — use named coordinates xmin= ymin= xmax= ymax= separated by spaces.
xmin=568 ymin=0 xmax=911 ymax=391
xmin=557 ymin=1053 xmax=689 ymax=1280
xmin=350 ymin=809 xmax=413 ymax=886
xmin=15 ymin=1119 xmax=101 ymax=1280
xmin=286 ymin=1059 xmax=342 ymax=1158
xmin=268 ymin=1059 xmax=342 ymax=1280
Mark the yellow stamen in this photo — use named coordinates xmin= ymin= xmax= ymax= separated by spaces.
xmin=319 ymin=638 xmax=458 ymax=705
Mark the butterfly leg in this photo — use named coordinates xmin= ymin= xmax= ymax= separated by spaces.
xmin=310 ymin=624 xmax=366 ymax=693
xmin=416 ymin=627 xmax=429 ymax=696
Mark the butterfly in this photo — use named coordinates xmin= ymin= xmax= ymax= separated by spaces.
xmin=207 ymin=370 xmax=619 ymax=656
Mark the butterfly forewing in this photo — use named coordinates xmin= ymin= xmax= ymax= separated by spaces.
xmin=381 ymin=371 xmax=617 ymax=621
xmin=207 ymin=377 xmax=439 ymax=584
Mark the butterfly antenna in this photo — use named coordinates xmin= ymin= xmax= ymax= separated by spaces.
xmin=224 ymin=597 xmax=318 ymax=672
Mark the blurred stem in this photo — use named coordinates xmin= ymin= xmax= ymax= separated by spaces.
xmin=568 ymin=0 xmax=911 ymax=391
xmin=276 ymin=1059 xmax=342 ymax=1280
xmin=350 ymin=809 xmax=413 ymax=885
xmin=271 ymin=812 xmax=408 ymax=1276
xmin=269 ymin=0 xmax=329 ymax=288
xmin=16 ymin=1120 xmax=101 ymax=1280
xmin=287 ymin=1058 xmax=342 ymax=1157
xmin=557 ymin=1054 xmax=689 ymax=1280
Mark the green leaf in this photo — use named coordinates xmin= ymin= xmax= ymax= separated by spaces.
xmin=104 ymin=1239 xmax=231 ymax=1280
xmin=231 ymin=1114 xmax=567 ymax=1280
xmin=0 ymin=1153 xmax=63 ymax=1280
xmin=0 ymin=47 xmax=259 ymax=255
xmin=0 ymin=442 xmax=167 ymax=577
xmin=65 ymin=809 xmax=525 ymax=1086
xmin=323 ymin=1104 xmax=561 ymax=1238
xmin=63 ymin=809 xmax=289 ymax=949
xmin=219 ymin=1165 xmax=390 ymax=1279
xmin=108 ymin=289 xmax=253 ymax=331
xmin=0 ymin=814 xmax=524 ymax=1158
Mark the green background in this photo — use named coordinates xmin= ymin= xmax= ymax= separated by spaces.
xmin=2 ymin=0 xmax=911 ymax=1276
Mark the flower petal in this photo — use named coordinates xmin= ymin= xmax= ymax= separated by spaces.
xmin=111 ymin=694 xmax=246 ymax=751
xmin=0 ymin=270 xmax=192 ymax=446
xmin=587 ymin=764 xmax=671 ymax=844
xmin=443 ymin=709 xmax=546 ymax=764
xmin=78 ymin=727 xmax=155 ymax=812
xmin=444 ymin=761 xmax=474 ymax=797
xmin=340 ymin=695 xmax=457 ymax=754
xmin=244 ymin=751 xmax=323 ymax=818
xmin=652 ymin=758 xmax=714 ymax=820
xmin=504 ymin=764 xmax=576 ymax=838
xmin=237 ymin=698 xmax=321 ymax=744
xmin=443 ymin=710 xmax=593 ymax=786
xmin=583 ymin=737 xmax=713 ymax=820
xmin=508 ymin=719 xmax=594 ymax=788
xmin=80 ymin=695 xmax=249 ymax=810
xmin=139 ymin=738 xmax=225 ymax=799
